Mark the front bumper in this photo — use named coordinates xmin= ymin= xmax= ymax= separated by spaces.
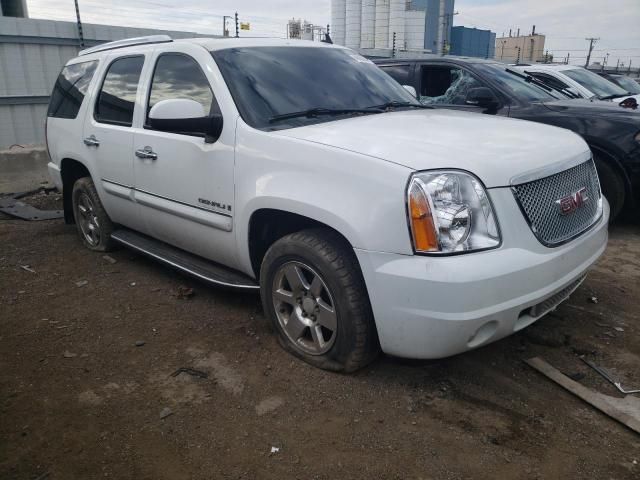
xmin=355 ymin=188 xmax=610 ymax=359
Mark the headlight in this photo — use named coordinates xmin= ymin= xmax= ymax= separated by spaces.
xmin=407 ymin=170 xmax=500 ymax=254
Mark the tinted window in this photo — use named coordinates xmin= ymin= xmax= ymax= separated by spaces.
xmin=419 ymin=65 xmax=484 ymax=105
xmin=474 ymin=64 xmax=559 ymax=102
xmin=95 ymin=56 xmax=144 ymax=126
xmin=562 ymin=68 xmax=627 ymax=99
xmin=528 ymin=72 xmax=578 ymax=96
xmin=212 ymin=47 xmax=418 ymax=130
xmin=610 ymin=75 xmax=640 ymax=94
xmin=379 ymin=64 xmax=411 ymax=85
xmin=147 ymin=54 xmax=215 ymax=121
xmin=47 ymin=61 xmax=98 ymax=119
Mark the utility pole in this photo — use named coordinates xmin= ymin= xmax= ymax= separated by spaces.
xmin=516 ymin=46 xmax=521 ymax=65
xmin=235 ymin=12 xmax=239 ymax=38
xmin=584 ymin=37 xmax=599 ymax=68
xmin=392 ymin=32 xmax=396 ymax=58
xmin=566 ymin=52 xmax=570 ymax=64
xmin=74 ymin=0 xmax=84 ymax=48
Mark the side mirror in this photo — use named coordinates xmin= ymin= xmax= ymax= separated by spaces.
xmin=403 ymin=85 xmax=417 ymax=98
xmin=148 ymin=98 xmax=223 ymax=143
xmin=465 ymin=87 xmax=499 ymax=111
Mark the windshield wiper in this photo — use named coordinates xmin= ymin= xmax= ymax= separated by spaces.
xmin=269 ymin=107 xmax=382 ymax=123
xmin=505 ymin=68 xmax=556 ymax=93
xmin=367 ymin=100 xmax=432 ymax=110
xmin=599 ymin=93 xmax=626 ymax=100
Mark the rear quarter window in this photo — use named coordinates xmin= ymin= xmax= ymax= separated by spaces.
xmin=379 ymin=64 xmax=412 ymax=85
xmin=47 ymin=60 xmax=98 ymax=119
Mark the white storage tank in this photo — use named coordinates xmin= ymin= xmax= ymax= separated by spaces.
xmin=360 ymin=1 xmax=376 ymax=49
xmin=388 ymin=0 xmax=405 ymax=51
xmin=331 ymin=0 xmax=347 ymax=46
xmin=374 ymin=0 xmax=390 ymax=49
xmin=344 ymin=0 xmax=362 ymax=49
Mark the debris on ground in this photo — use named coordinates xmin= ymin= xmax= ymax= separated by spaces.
xmin=75 ymin=280 xmax=88 ymax=287
xmin=526 ymin=357 xmax=640 ymax=434
xmin=19 ymin=265 xmax=36 ymax=273
xmin=160 ymin=407 xmax=173 ymax=419
xmin=174 ymin=286 xmax=195 ymax=299
xmin=63 ymin=351 xmax=77 ymax=358
xmin=589 ymin=296 xmax=599 ymax=304
xmin=135 ymin=340 xmax=145 ymax=347
xmin=270 ymin=446 xmax=280 ymax=454
xmin=170 ymin=367 xmax=208 ymax=379
xmin=581 ymin=358 xmax=640 ymax=394
xmin=102 ymin=255 xmax=117 ymax=264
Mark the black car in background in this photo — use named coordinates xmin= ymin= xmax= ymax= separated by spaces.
xmin=374 ymin=57 xmax=640 ymax=219
xmin=595 ymin=72 xmax=640 ymax=95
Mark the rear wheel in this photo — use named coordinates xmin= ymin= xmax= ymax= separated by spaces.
xmin=593 ymin=154 xmax=625 ymax=221
xmin=260 ymin=228 xmax=379 ymax=372
xmin=72 ymin=177 xmax=115 ymax=251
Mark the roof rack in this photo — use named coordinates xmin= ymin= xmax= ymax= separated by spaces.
xmin=79 ymin=35 xmax=173 ymax=56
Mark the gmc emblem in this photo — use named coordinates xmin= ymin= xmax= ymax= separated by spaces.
xmin=555 ymin=187 xmax=589 ymax=215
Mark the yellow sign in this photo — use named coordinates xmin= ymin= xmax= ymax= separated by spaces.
xmin=240 ymin=22 xmax=250 ymax=30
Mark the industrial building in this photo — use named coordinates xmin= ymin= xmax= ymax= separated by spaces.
xmin=495 ymin=28 xmax=546 ymax=63
xmin=449 ymin=26 xmax=495 ymax=59
xmin=331 ymin=0 xmax=455 ymax=54
xmin=287 ymin=19 xmax=327 ymax=41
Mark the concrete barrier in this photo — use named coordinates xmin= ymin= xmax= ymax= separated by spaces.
xmin=0 ymin=145 xmax=51 ymax=194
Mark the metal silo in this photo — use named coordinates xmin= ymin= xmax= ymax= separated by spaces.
xmin=360 ymin=1 xmax=376 ymax=49
xmin=344 ymin=0 xmax=362 ymax=49
xmin=374 ymin=0 xmax=390 ymax=49
xmin=331 ymin=0 xmax=347 ymax=46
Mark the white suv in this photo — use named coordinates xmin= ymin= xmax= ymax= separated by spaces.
xmin=46 ymin=36 xmax=609 ymax=372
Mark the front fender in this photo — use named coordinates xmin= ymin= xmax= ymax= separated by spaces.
xmin=233 ymin=121 xmax=414 ymax=275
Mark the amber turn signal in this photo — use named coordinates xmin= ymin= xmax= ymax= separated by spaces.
xmin=408 ymin=181 xmax=439 ymax=252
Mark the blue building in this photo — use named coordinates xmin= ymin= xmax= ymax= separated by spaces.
xmin=410 ymin=0 xmax=455 ymax=53
xmin=450 ymin=26 xmax=496 ymax=58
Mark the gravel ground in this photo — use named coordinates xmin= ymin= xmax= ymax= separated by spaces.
xmin=0 ymin=213 xmax=639 ymax=480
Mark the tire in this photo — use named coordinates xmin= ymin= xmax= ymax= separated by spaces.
xmin=260 ymin=228 xmax=379 ymax=372
xmin=72 ymin=177 xmax=116 ymax=252
xmin=594 ymin=154 xmax=625 ymax=221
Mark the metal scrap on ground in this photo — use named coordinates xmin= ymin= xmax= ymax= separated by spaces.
xmin=525 ymin=357 xmax=640 ymax=434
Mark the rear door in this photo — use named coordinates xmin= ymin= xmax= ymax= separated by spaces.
xmin=82 ymin=53 xmax=148 ymax=227
xmin=132 ymin=43 xmax=237 ymax=267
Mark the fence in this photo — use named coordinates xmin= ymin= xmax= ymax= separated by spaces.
xmin=0 ymin=16 xmax=211 ymax=148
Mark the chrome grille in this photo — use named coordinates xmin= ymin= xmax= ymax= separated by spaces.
xmin=512 ymin=159 xmax=601 ymax=246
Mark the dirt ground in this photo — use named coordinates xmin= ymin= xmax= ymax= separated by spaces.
xmin=1 ymin=202 xmax=639 ymax=479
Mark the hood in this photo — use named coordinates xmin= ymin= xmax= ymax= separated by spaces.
xmin=542 ymin=98 xmax=640 ymax=117
xmin=273 ymin=109 xmax=590 ymax=188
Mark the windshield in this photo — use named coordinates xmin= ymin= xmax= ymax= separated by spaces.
xmin=562 ymin=68 xmax=628 ymax=98
xmin=212 ymin=46 xmax=419 ymax=130
xmin=474 ymin=63 xmax=560 ymax=102
xmin=611 ymin=75 xmax=640 ymax=94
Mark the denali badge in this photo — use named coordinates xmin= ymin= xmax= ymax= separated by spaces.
xmin=555 ymin=187 xmax=588 ymax=215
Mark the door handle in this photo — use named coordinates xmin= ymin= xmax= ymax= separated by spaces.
xmin=83 ymin=135 xmax=100 ymax=147
xmin=135 ymin=146 xmax=157 ymax=160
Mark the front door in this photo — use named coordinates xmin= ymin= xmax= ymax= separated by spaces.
xmin=133 ymin=46 xmax=237 ymax=267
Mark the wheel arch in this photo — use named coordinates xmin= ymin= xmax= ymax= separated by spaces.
xmin=247 ymin=208 xmax=359 ymax=280
xmin=586 ymin=141 xmax=635 ymax=208
xmin=60 ymin=158 xmax=92 ymax=224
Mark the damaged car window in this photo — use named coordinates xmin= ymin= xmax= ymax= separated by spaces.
xmin=419 ymin=66 xmax=484 ymax=105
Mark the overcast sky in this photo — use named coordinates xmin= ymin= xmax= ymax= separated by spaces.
xmin=27 ymin=0 xmax=640 ymax=67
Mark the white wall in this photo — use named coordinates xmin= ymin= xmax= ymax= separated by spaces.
xmin=344 ymin=0 xmax=362 ymax=49
xmin=374 ymin=0 xmax=390 ymax=49
xmin=330 ymin=0 xmax=347 ymax=46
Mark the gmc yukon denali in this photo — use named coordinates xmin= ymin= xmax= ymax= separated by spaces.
xmin=46 ymin=36 xmax=609 ymax=372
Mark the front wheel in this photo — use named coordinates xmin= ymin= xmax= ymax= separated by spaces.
xmin=260 ymin=228 xmax=379 ymax=372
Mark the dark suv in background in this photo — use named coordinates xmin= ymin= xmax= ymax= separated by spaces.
xmin=374 ymin=57 xmax=640 ymax=219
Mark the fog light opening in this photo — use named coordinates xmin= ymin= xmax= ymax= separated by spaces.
xmin=467 ymin=320 xmax=498 ymax=348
